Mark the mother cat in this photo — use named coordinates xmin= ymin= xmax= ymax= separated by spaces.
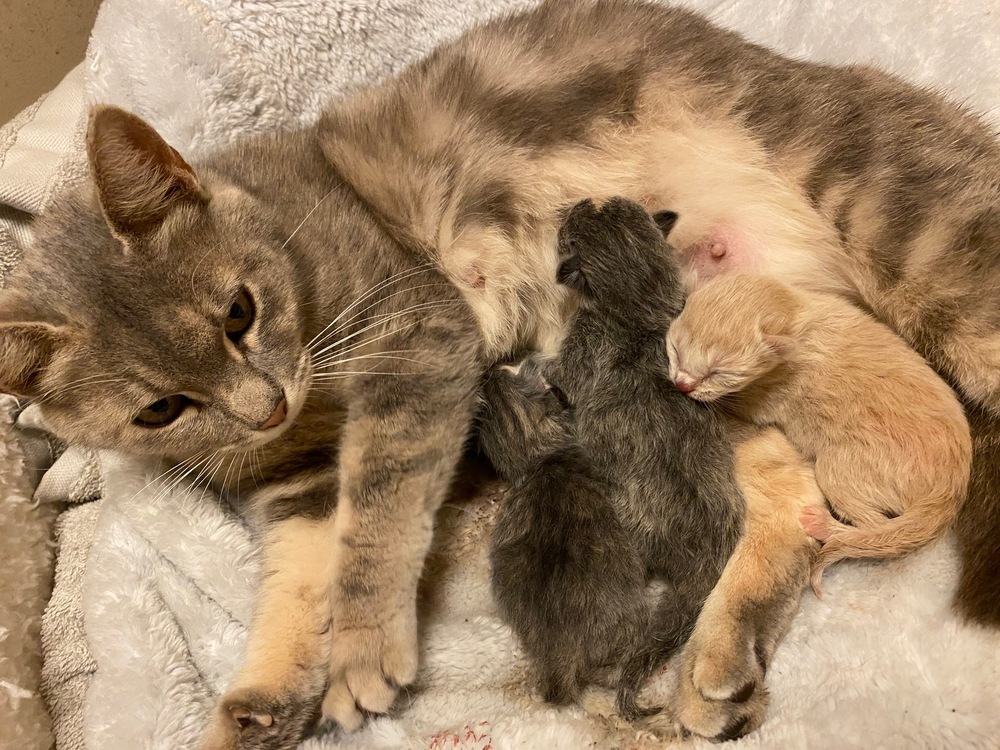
xmin=2 ymin=0 xmax=999 ymax=746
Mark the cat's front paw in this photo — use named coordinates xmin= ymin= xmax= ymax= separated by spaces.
xmin=321 ymin=614 xmax=418 ymax=731
xmin=673 ymin=634 xmax=768 ymax=741
xmin=200 ymin=687 xmax=317 ymax=750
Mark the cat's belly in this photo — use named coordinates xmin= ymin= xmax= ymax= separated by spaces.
xmin=442 ymin=117 xmax=853 ymax=356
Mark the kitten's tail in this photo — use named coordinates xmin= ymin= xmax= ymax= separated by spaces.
xmin=811 ymin=481 xmax=967 ymax=594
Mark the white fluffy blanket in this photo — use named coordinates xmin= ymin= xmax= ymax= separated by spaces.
xmin=33 ymin=0 xmax=1000 ymax=748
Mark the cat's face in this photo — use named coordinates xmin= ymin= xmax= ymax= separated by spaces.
xmin=665 ymin=321 xmax=776 ymax=401
xmin=666 ymin=275 xmax=795 ymax=401
xmin=477 ymin=355 xmax=570 ymax=478
xmin=0 ymin=107 xmax=312 ymax=457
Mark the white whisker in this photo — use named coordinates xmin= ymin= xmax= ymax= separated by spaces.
xmin=305 ymin=263 xmax=437 ymax=350
xmin=280 ymin=188 xmax=336 ymax=253
xmin=307 ymin=278 xmax=450 ymax=351
xmin=310 ymin=299 xmax=462 ymax=360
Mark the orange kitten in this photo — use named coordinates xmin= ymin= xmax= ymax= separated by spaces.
xmin=666 ymin=274 xmax=971 ymax=592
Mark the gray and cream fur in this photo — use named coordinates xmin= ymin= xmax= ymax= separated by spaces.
xmin=481 ymin=199 xmax=743 ymax=721
xmin=2 ymin=1 xmax=999 ymax=747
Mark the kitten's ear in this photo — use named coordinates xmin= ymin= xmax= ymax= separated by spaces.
xmin=762 ymin=333 xmax=795 ymax=358
xmin=0 ymin=323 xmax=68 ymax=398
xmin=87 ymin=105 xmax=209 ymax=243
xmin=652 ymin=210 xmax=679 ymax=237
xmin=556 ymin=255 xmax=586 ymax=291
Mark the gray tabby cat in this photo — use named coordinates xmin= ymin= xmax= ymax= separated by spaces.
xmin=482 ymin=199 xmax=744 ymax=724
xmin=2 ymin=0 xmax=998 ymax=747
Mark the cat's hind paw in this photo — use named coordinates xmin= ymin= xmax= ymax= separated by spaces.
xmin=799 ymin=504 xmax=834 ymax=543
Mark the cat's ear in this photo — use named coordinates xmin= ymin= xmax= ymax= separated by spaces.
xmin=652 ymin=210 xmax=679 ymax=237
xmin=762 ymin=333 xmax=795 ymax=358
xmin=556 ymin=255 xmax=586 ymax=291
xmin=0 ymin=323 xmax=68 ymax=398
xmin=87 ymin=105 xmax=209 ymax=243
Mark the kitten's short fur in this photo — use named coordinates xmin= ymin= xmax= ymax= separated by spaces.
xmin=482 ymin=198 xmax=744 ymax=719
xmin=480 ymin=356 xmax=650 ymax=711
xmin=4 ymin=0 xmax=1000 ymax=746
xmin=667 ymin=274 xmax=972 ymax=590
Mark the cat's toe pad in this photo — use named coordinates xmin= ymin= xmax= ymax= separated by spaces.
xmin=675 ymin=675 xmax=768 ymax=742
xmin=322 ymin=618 xmax=418 ymax=731
xmin=674 ymin=636 xmax=768 ymax=741
xmin=799 ymin=504 xmax=833 ymax=542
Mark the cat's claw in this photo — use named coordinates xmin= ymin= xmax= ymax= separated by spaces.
xmin=230 ymin=706 xmax=273 ymax=728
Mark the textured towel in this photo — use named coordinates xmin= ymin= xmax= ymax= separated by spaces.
xmin=4 ymin=0 xmax=998 ymax=748
xmin=0 ymin=399 xmax=58 ymax=750
xmin=73 ymin=454 xmax=1000 ymax=750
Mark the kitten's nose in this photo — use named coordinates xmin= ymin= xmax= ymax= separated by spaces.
xmin=674 ymin=372 xmax=699 ymax=394
xmin=258 ymin=394 xmax=288 ymax=430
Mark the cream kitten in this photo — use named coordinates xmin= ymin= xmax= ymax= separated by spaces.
xmin=666 ymin=274 xmax=972 ymax=591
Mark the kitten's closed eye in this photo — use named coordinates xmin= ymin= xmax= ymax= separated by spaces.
xmin=135 ymin=394 xmax=190 ymax=427
xmin=225 ymin=288 xmax=255 ymax=343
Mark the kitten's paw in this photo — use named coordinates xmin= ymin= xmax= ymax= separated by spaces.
xmin=321 ymin=615 xmax=418 ymax=731
xmin=673 ymin=637 xmax=768 ymax=741
xmin=199 ymin=687 xmax=316 ymax=750
xmin=799 ymin=505 xmax=833 ymax=543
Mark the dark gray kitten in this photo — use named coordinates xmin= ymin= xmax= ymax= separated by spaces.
xmin=481 ymin=197 xmax=745 ymax=720
xmin=481 ymin=355 xmax=649 ymax=710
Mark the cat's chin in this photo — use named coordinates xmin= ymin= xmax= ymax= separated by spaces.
xmin=685 ymin=389 xmax=718 ymax=403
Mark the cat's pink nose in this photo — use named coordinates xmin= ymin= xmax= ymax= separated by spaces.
xmin=258 ymin=396 xmax=288 ymax=430
xmin=674 ymin=372 xmax=699 ymax=394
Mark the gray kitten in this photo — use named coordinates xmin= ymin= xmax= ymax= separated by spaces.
xmin=481 ymin=198 xmax=745 ymax=726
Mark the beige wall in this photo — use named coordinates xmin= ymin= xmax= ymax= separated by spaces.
xmin=0 ymin=0 xmax=102 ymax=124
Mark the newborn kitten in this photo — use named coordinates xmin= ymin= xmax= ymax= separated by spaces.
xmin=481 ymin=198 xmax=745 ymax=717
xmin=667 ymin=274 xmax=972 ymax=591
xmin=480 ymin=356 xmax=649 ymax=709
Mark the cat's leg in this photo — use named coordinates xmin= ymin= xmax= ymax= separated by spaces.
xmin=319 ymin=333 xmax=480 ymax=730
xmin=668 ymin=428 xmax=820 ymax=740
xmin=200 ymin=513 xmax=336 ymax=750
xmin=854 ymin=272 xmax=1000 ymax=626
xmin=954 ymin=402 xmax=1000 ymax=626
xmin=913 ymin=327 xmax=1000 ymax=626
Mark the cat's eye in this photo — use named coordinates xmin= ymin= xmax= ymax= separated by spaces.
xmin=134 ymin=395 xmax=189 ymax=427
xmin=224 ymin=288 xmax=255 ymax=342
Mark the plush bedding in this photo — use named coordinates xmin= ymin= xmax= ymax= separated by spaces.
xmin=1 ymin=0 xmax=999 ymax=748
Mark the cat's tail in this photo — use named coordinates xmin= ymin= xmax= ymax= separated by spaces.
xmin=811 ymin=480 xmax=966 ymax=594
